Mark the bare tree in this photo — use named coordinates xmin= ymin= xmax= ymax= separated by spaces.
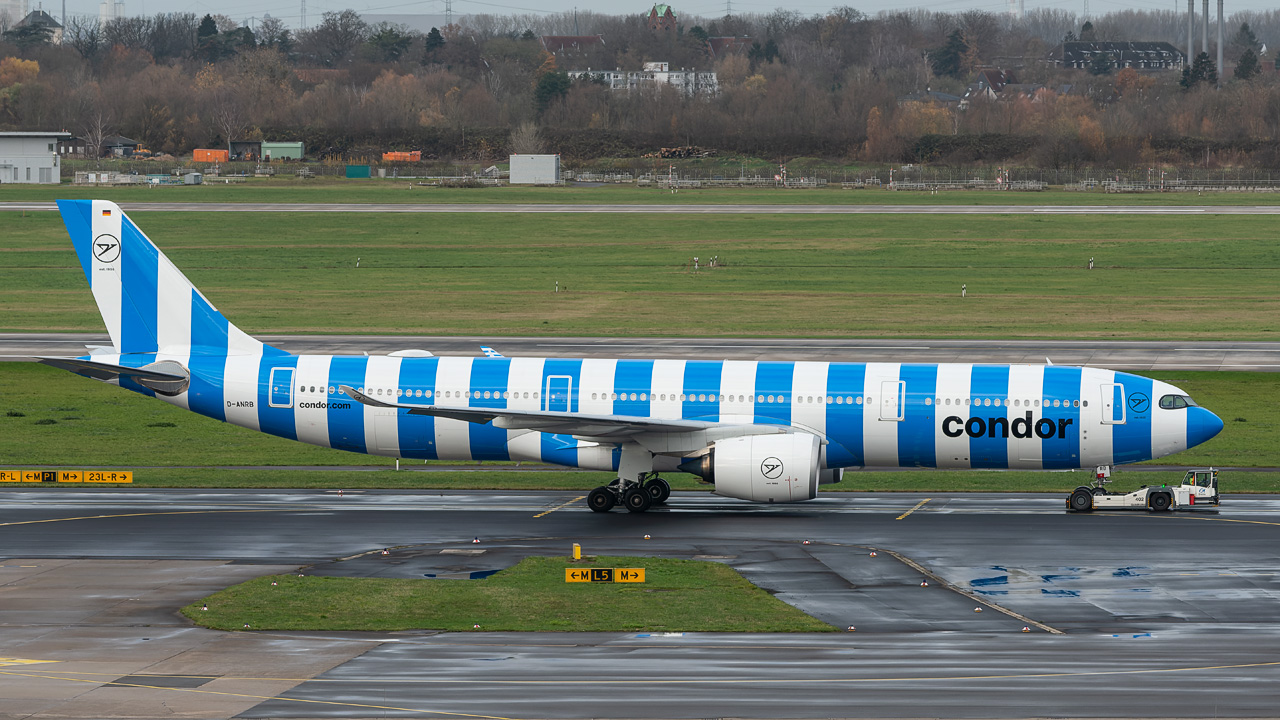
xmin=152 ymin=13 xmax=201 ymax=60
xmin=207 ymin=83 xmax=248 ymax=154
xmin=102 ymin=17 xmax=155 ymax=53
xmin=509 ymin=120 xmax=542 ymax=153
xmin=64 ymin=15 xmax=102 ymax=59
xmin=80 ymin=110 xmax=113 ymax=163
xmin=296 ymin=10 xmax=369 ymax=67
xmin=257 ymin=16 xmax=292 ymax=50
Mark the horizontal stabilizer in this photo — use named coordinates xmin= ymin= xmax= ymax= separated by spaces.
xmin=38 ymin=357 xmax=190 ymax=396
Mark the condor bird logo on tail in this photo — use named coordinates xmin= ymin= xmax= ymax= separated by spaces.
xmin=92 ymin=234 xmax=119 ymax=263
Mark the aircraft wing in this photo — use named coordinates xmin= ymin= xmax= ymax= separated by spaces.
xmin=339 ymin=384 xmax=716 ymax=437
xmin=480 ymin=346 xmax=504 ymax=357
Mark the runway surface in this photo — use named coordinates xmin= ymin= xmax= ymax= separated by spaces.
xmin=5 ymin=333 xmax=1280 ymax=370
xmin=1 ymin=487 xmax=1278 ymax=718
xmin=5 ymin=201 xmax=1280 ymax=214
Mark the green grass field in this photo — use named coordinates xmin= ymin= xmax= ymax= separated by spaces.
xmin=7 ymin=178 xmax=1280 ymax=205
xmin=4 ymin=209 xmax=1279 ymax=339
xmin=3 ymin=363 xmax=1275 ymax=493
xmin=183 ymin=555 xmax=835 ymax=632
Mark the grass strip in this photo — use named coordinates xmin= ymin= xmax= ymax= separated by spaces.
xmin=5 ymin=209 xmax=1280 ymax=340
xmin=183 ymin=555 xmax=835 ymax=632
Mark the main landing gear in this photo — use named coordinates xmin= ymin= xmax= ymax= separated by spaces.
xmin=588 ymin=474 xmax=670 ymax=514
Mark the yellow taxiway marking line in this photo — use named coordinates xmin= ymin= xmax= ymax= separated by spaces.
xmin=1178 ymin=515 xmax=1280 ymax=528
xmin=534 ymin=495 xmax=586 ymax=518
xmin=17 ymin=659 xmax=1280 ymax=686
xmin=0 ymin=658 xmax=57 ymax=667
xmin=895 ymin=498 xmax=930 ymax=520
xmin=0 ymin=669 xmax=515 ymax=720
xmin=1100 ymin=513 xmax=1280 ymax=529
xmin=0 ymin=509 xmax=294 ymax=528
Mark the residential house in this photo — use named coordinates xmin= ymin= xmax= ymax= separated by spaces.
xmin=963 ymin=69 xmax=1016 ymax=102
xmin=16 ymin=8 xmax=62 ymax=44
xmin=102 ymin=135 xmax=139 ymax=157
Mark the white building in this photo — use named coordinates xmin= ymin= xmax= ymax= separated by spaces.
xmin=568 ymin=62 xmax=718 ymax=96
xmin=0 ymin=131 xmax=69 ymax=184
xmin=0 ymin=0 xmax=28 ymax=26
xmin=509 ymin=154 xmax=560 ymax=185
xmin=99 ymin=0 xmax=124 ymax=27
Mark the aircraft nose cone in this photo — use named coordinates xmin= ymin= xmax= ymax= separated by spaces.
xmin=1187 ymin=407 xmax=1224 ymax=448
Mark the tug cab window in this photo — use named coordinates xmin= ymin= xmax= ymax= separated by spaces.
xmin=1159 ymin=394 xmax=1198 ymax=409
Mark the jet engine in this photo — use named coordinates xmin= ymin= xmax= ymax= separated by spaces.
xmin=679 ymin=433 xmax=821 ymax=503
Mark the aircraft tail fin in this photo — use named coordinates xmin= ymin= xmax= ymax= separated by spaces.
xmin=56 ymin=199 xmax=284 ymax=357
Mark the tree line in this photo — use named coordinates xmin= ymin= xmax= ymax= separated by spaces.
xmin=3 ymin=6 xmax=1280 ymax=167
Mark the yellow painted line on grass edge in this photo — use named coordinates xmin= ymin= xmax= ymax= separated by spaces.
xmin=895 ymin=498 xmax=930 ymax=520
xmin=535 ymin=495 xmax=587 ymax=518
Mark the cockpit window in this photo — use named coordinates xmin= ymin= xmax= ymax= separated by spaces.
xmin=1159 ymin=394 xmax=1198 ymax=409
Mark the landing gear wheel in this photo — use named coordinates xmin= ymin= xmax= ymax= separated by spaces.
xmin=1091 ymin=486 xmax=1109 ymax=495
xmin=645 ymin=477 xmax=671 ymax=505
xmin=1069 ymin=488 xmax=1094 ymax=512
xmin=1149 ymin=492 xmax=1172 ymax=512
xmin=623 ymin=487 xmax=652 ymax=513
xmin=588 ymin=487 xmax=616 ymax=513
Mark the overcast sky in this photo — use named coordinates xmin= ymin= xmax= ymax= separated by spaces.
xmin=46 ymin=0 xmax=1275 ymax=29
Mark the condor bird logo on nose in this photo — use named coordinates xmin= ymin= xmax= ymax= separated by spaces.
xmin=92 ymin=234 xmax=119 ymax=263
xmin=761 ymin=457 xmax=783 ymax=479
xmin=1128 ymin=392 xmax=1149 ymax=413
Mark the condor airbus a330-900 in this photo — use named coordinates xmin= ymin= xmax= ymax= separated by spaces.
xmin=43 ymin=200 xmax=1224 ymax=512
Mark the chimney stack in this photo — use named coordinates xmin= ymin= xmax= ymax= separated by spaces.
xmin=1217 ymin=0 xmax=1224 ymax=86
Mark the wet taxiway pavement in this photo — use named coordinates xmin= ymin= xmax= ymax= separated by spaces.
xmin=0 ymin=488 xmax=1277 ymax=718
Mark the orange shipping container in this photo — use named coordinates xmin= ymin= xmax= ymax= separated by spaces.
xmin=193 ymin=148 xmax=229 ymax=163
xmin=382 ymin=151 xmax=421 ymax=162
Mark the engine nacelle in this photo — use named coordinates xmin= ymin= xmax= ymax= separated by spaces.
xmin=681 ymin=433 xmax=821 ymax=503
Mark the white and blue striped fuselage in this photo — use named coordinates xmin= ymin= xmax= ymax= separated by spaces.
xmin=99 ymin=352 xmax=1217 ymax=473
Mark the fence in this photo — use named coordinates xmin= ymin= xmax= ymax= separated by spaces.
xmin=62 ymin=159 xmax=1280 ymax=191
